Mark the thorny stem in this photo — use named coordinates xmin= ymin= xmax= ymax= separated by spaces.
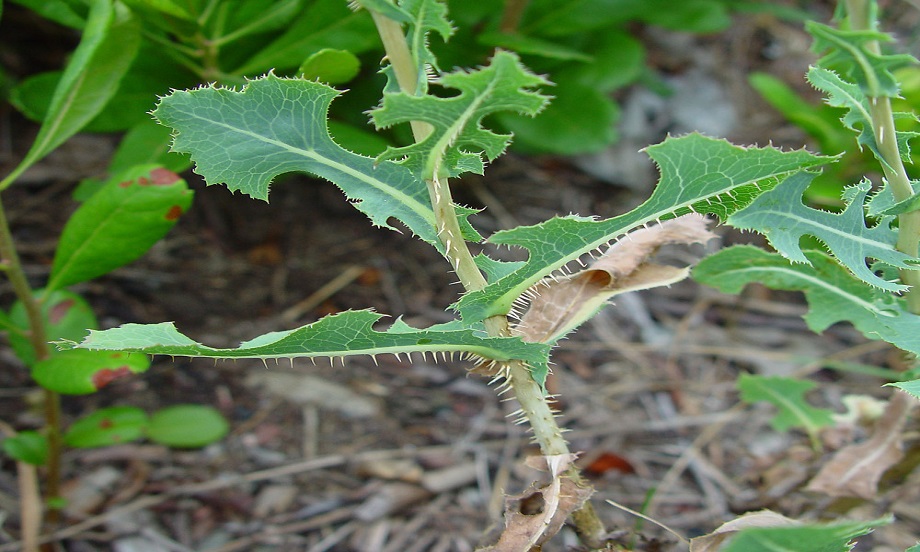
xmin=0 ymin=199 xmax=62 ymax=528
xmin=845 ymin=0 xmax=920 ymax=314
xmin=369 ymin=7 xmax=606 ymax=547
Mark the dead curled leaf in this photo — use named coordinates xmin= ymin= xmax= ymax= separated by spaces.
xmin=478 ymin=454 xmax=592 ymax=552
xmin=806 ymin=390 xmax=914 ymax=499
xmin=513 ymin=214 xmax=715 ymax=344
xmin=689 ymin=510 xmax=801 ymax=551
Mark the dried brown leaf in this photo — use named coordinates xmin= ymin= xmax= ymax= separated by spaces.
xmin=689 ymin=510 xmax=801 ymax=552
xmin=806 ymin=391 xmax=914 ymax=499
xmin=478 ymin=454 xmax=592 ymax=552
xmin=513 ymin=214 xmax=714 ymax=344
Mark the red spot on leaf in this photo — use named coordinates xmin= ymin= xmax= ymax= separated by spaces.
xmin=48 ymin=299 xmax=76 ymax=324
xmin=164 ymin=205 xmax=183 ymax=221
xmin=137 ymin=177 xmax=150 ymax=185
xmin=99 ymin=418 xmax=114 ymax=429
xmin=149 ymin=168 xmax=180 ymax=185
xmin=119 ymin=180 xmax=132 ymax=188
xmin=91 ymin=366 xmax=132 ymax=390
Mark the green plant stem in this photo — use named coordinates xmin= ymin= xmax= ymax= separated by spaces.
xmin=196 ymin=34 xmax=221 ymax=83
xmin=370 ymin=11 xmax=433 ymax=140
xmin=846 ymin=0 xmax=920 ymax=313
xmin=0 ymin=199 xmax=63 ymax=522
xmin=369 ymin=8 xmax=605 ymax=547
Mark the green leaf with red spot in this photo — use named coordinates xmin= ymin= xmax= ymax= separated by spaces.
xmin=8 ymin=290 xmax=98 ymax=367
xmin=47 ymin=164 xmax=194 ymax=290
xmin=64 ymin=406 xmax=148 ymax=448
xmin=31 ymin=349 xmax=150 ymax=395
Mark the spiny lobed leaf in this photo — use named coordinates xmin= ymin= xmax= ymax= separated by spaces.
xmin=455 ymin=134 xmax=830 ymax=322
xmin=693 ymin=245 xmax=920 ymax=356
xmin=806 ymin=21 xmax=917 ymax=98
xmin=726 ymin=172 xmax=918 ymax=291
xmin=737 ymin=373 xmax=835 ymax=446
xmin=353 ymin=0 xmax=454 ymax=94
xmin=153 ymin=74 xmax=439 ymax=244
xmin=889 ymin=379 xmax=920 ymax=400
xmin=370 ymin=50 xmax=551 ymax=178
xmin=807 ymin=66 xmax=920 ymax=164
xmin=402 ymin=0 xmax=455 ymax=93
xmin=70 ymin=310 xmax=551 ymax=373
xmin=716 ymin=516 xmax=890 ymax=552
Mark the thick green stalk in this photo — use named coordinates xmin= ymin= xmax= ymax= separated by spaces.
xmin=368 ymin=6 xmax=605 ymax=546
xmin=0 ymin=199 xmax=62 ymax=523
xmin=845 ymin=0 xmax=920 ymax=313
xmin=369 ymin=11 xmax=434 ymax=141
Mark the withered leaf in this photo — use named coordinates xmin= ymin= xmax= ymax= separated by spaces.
xmin=478 ymin=454 xmax=592 ymax=552
xmin=806 ymin=390 xmax=914 ymax=499
xmin=513 ymin=214 xmax=715 ymax=344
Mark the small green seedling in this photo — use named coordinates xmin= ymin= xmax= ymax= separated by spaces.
xmin=0 ymin=1 xmax=224 ymax=543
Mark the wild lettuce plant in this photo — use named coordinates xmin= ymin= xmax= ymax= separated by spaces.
xmin=67 ymin=0 xmax=920 ymax=548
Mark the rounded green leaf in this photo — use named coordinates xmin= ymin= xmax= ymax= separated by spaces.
xmin=48 ymin=164 xmax=193 ymax=290
xmin=64 ymin=406 xmax=148 ymax=448
xmin=298 ymin=49 xmax=361 ymax=84
xmin=8 ymin=290 xmax=98 ymax=367
xmin=8 ymin=71 xmax=61 ymax=124
xmin=146 ymin=405 xmax=229 ymax=448
xmin=558 ymin=31 xmax=644 ymax=93
xmin=2 ymin=431 xmax=49 ymax=466
xmin=32 ymin=349 xmax=150 ymax=395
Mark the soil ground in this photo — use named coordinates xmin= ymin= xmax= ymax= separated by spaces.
xmin=1 ymin=4 xmax=920 ymax=551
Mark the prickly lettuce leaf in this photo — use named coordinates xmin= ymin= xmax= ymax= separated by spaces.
xmin=152 ymin=74 xmax=439 ymax=245
xmin=370 ymin=50 xmax=550 ymax=178
xmin=807 ymin=66 xmax=920 ymax=164
xmin=401 ymin=0 xmax=455 ymax=93
xmin=887 ymin=379 xmax=920 ymax=400
xmin=455 ymin=134 xmax=831 ymax=322
xmin=693 ymin=245 xmax=920 ymax=355
xmin=70 ymin=310 xmax=551 ymax=374
xmin=726 ymin=172 xmax=917 ymax=291
xmin=719 ymin=516 xmax=890 ymax=552
xmin=806 ymin=21 xmax=917 ymax=98
xmin=737 ymin=373 xmax=835 ymax=444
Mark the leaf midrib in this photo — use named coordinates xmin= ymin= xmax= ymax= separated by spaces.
xmin=181 ymin=109 xmax=436 ymax=227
